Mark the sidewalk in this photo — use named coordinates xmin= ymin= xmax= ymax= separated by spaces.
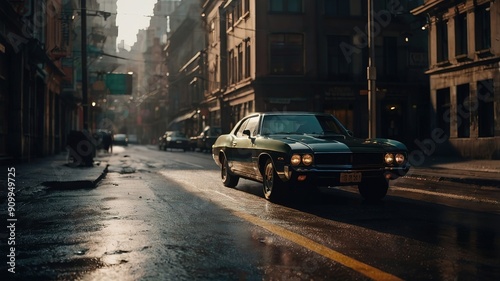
xmin=1 ymin=150 xmax=111 ymax=199
xmin=404 ymin=156 xmax=500 ymax=188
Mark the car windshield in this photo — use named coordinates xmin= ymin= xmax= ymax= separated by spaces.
xmin=260 ymin=114 xmax=345 ymax=136
xmin=168 ymin=131 xmax=186 ymax=138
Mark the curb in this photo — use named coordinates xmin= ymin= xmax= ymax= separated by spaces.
xmin=41 ymin=164 xmax=109 ymax=191
xmin=403 ymin=173 xmax=500 ymax=188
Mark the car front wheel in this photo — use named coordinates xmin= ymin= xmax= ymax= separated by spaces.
xmin=357 ymin=178 xmax=389 ymax=201
xmin=263 ymin=159 xmax=285 ymax=202
xmin=221 ymin=155 xmax=239 ymax=187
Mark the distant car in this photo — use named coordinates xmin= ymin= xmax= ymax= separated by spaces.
xmin=212 ymin=112 xmax=410 ymax=202
xmin=158 ymin=131 xmax=189 ymax=151
xmin=189 ymin=136 xmax=199 ymax=151
xmin=196 ymin=126 xmax=222 ymax=152
xmin=113 ymin=134 xmax=128 ymax=146
xmin=128 ymin=134 xmax=138 ymax=144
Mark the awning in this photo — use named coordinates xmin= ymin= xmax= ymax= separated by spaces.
xmin=167 ymin=110 xmax=197 ymax=128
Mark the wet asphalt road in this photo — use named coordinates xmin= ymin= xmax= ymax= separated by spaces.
xmin=2 ymin=145 xmax=500 ymax=280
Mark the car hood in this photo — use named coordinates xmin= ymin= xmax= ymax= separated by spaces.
xmin=270 ymin=134 xmax=407 ymax=153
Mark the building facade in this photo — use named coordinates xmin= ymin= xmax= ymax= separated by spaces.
xmin=164 ymin=0 xmax=207 ymax=137
xmin=412 ymin=0 xmax=500 ymax=159
xmin=0 ymin=0 xmax=122 ymax=163
xmin=1 ymin=0 xmax=72 ymax=163
xmin=192 ymin=0 xmax=430 ymax=148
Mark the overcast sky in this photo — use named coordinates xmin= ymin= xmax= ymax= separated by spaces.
xmin=116 ymin=0 xmax=157 ymax=49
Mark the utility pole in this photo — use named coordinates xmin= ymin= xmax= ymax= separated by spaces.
xmin=81 ymin=0 xmax=88 ymax=130
xmin=367 ymin=0 xmax=377 ymax=138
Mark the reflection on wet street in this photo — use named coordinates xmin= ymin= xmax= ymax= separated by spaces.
xmin=4 ymin=145 xmax=499 ymax=280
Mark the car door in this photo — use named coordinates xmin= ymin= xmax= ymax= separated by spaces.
xmin=230 ymin=116 xmax=259 ymax=178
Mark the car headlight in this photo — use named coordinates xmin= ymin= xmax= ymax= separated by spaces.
xmin=395 ymin=153 xmax=405 ymax=164
xmin=384 ymin=153 xmax=394 ymax=164
xmin=291 ymin=154 xmax=301 ymax=166
xmin=302 ymin=154 xmax=313 ymax=166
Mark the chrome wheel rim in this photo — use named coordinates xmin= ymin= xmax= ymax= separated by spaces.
xmin=264 ymin=163 xmax=273 ymax=194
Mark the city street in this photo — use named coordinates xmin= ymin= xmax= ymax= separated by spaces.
xmin=1 ymin=1 xmax=499 ymax=280
xmin=2 ymin=145 xmax=499 ymax=280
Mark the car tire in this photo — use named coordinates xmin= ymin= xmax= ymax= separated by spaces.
xmin=357 ymin=178 xmax=389 ymax=201
xmin=221 ymin=155 xmax=239 ymax=187
xmin=263 ymin=158 xmax=284 ymax=202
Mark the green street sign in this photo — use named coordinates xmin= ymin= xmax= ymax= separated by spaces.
xmin=105 ymin=73 xmax=133 ymax=95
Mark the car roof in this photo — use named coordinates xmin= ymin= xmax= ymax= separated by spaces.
xmin=247 ymin=111 xmax=330 ymax=118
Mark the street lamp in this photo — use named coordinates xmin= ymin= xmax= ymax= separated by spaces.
xmin=81 ymin=0 xmax=88 ymax=130
xmin=367 ymin=0 xmax=377 ymax=138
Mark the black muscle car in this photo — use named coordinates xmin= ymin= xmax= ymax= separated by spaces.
xmin=212 ymin=112 xmax=410 ymax=202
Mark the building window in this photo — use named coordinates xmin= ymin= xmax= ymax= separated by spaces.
xmin=436 ymin=19 xmax=449 ymax=63
xmin=210 ymin=55 xmax=219 ymax=93
xmin=234 ymin=0 xmax=241 ymax=21
xmin=477 ymin=80 xmax=494 ymax=137
xmin=244 ymin=0 xmax=250 ymax=15
xmin=436 ymin=88 xmax=451 ymax=137
xmin=269 ymin=0 xmax=302 ymax=13
xmin=228 ymin=49 xmax=235 ymax=84
xmin=209 ymin=20 xmax=217 ymax=45
xmin=327 ymin=35 xmax=351 ymax=80
xmin=475 ymin=3 xmax=491 ymax=51
xmin=269 ymin=33 xmax=304 ymax=75
xmin=373 ymin=0 xmax=395 ymax=12
xmin=325 ymin=0 xmax=349 ymax=16
xmin=457 ymin=84 xmax=470 ymax=138
xmin=382 ymin=36 xmax=397 ymax=80
xmin=226 ymin=8 xmax=233 ymax=30
xmin=455 ymin=13 xmax=468 ymax=57
xmin=245 ymin=39 xmax=251 ymax=78
xmin=237 ymin=44 xmax=243 ymax=82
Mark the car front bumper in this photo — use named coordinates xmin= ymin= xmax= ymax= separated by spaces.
xmin=167 ymin=141 xmax=189 ymax=149
xmin=280 ymin=165 xmax=410 ymax=186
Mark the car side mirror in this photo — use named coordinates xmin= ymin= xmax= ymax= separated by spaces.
xmin=347 ymin=130 xmax=354 ymax=137
xmin=243 ymin=129 xmax=252 ymax=138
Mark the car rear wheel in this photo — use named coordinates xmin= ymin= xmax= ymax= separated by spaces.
xmin=263 ymin=159 xmax=284 ymax=202
xmin=221 ymin=155 xmax=239 ymax=187
xmin=357 ymin=178 xmax=389 ymax=201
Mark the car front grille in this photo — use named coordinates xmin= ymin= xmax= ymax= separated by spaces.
xmin=314 ymin=153 xmax=384 ymax=167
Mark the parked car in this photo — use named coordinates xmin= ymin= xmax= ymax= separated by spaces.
xmin=212 ymin=112 xmax=410 ymax=202
xmin=158 ymin=131 xmax=189 ymax=151
xmin=128 ymin=134 xmax=138 ymax=144
xmin=113 ymin=133 xmax=128 ymax=146
xmin=196 ymin=126 xmax=222 ymax=152
xmin=189 ymin=136 xmax=199 ymax=151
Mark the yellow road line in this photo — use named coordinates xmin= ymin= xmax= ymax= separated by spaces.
xmin=234 ymin=210 xmax=403 ymax=281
